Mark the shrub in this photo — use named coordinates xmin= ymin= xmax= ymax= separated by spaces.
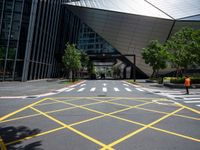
xmin=164 ymin=77 xmax=200 ymax=84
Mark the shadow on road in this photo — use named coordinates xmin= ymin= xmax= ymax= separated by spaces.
xmin=0 ymin=126 xmax=42 ymax=150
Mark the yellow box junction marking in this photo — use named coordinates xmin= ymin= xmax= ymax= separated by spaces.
xmin=101 ymin=107 xmax=184 ymax=149
xmin=0 ymin=98 xmax=48 ymax=122
xmin=30 ymin=106 xmax=114 ymax=150
xmin=1 ymin=97 xmax=200 ymax=149
xmin=5 ymin=100 xmax=152 ymax=146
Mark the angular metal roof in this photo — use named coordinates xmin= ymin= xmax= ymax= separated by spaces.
xmin=64 ymin=0 xmax=172 ymax=19
xmin=146 ymin=0 xmax=200 ymax=19
xmin=63 ymin=0 xmax=200 ymax=20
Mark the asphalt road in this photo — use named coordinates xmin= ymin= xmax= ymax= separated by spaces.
xmin=0 ymin=80 xmax=200 ymax=150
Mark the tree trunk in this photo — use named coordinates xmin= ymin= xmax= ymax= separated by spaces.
xmin=151 ymin=70 xmax=155 ymax=78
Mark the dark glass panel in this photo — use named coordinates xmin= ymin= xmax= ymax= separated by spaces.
xmin=4 ymin=60 xmax=14 ymax=80
xmin=14 ymin=60 xmax=23 ymax=80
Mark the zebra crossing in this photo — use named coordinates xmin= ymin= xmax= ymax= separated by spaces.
xmin=150 ymin=89 xmax=200 ymax=108
xmin=64 ymin=83 xmax=144 ymax=93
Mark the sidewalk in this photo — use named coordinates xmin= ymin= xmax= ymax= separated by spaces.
xmin=0 ymin=79 xmax=78 ymax=97
xmin=135 ymin=79 xmax=200 ymax=94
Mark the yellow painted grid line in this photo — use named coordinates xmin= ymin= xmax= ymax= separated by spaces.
xmin=0 ymin=98 xmax=48 ymax=122
xmin=5 ymin=101 xmax=152 ymax=146
xmin=72 ymin=99 xmax=200 ymax=120
xmin=0 ymin=98 xmax=120 ymax=124
xmin=94 ymin=98 xmax=200 ymax=121
xmin=30 ymin=107 xmax=114 ymax=150
xmin=0 ymin=136 xmax=7 ymax=150
xmin=6 ymin=127 xmax=66 ymax=146
xmin=103 ymin=107 xmax=184 ymax=149
xmin=5 ymin=98 xmax=200 ymax=147
xmin=179 ymin=104 xmax=200 ymax=115
xmin=136 ymin=106 xmax=200 ymax=121
xmin=34 ymin=97 xmax=85 ymax=106
xmin=49 ymin=98 xmax=153 ymax=117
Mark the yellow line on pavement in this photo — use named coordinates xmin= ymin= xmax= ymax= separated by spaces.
xmin=0 ymin=136 xmax=7 ymax=150
xmin=178 ymin=104 xmax=200 ymax=115
xmin=6 ymin=127 xmax=66 ymax=145
xmin=136 ymin=107 xmax=200 ymax=121
xmin=103 ymin=107 xmax=184 ymax=149
xmin=49 ymin=98 xmax=153 ymax=117
xmin=0 ymin=98 xmax=48 ymax=121
xmin=151 ymin=126 xmax=200 ymax=142
xmin=0 ymin=100 xmax=104 ymax=123
xmin=30 ymin=107 xmax=113 ymax=149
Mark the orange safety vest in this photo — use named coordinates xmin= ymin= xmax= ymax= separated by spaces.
xmin=185 ymin=78 xmax=191 ymax=87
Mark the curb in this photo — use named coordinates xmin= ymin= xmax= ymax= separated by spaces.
xmin=0 ymin=80 xmax=85 ymax=99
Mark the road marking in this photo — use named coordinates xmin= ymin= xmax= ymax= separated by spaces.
xmin=114 ymin=87 xmax=120 ymax=92
xmin=178 ymin=103 xmax=200 ymax=115
xmin=65 ymin=88 xmax=75 ymax=92
xmin=197 ymin=105 xmax=200 ymax=107
xmin=90 ymin=87 xmax=96 ymax=92
xmin=0 ymin=98 xmax=47 ymax=121
xmin=103 ymin=87 xmax=107 ymax=92
xmin=80 ymin=84 xmax=86 ymax=87
xmin=123 ymin=84 xmax=129 ymax=86
xmin=30 ymin=107 xmax=112 ymax=149
xmin=77 ymin=88 xmax=85 ymax=92
xmin=125 ymin=88 xmax=132 ymax=92
xmin=184 ymin=98 xmax=200 ymax=100
xmin=103 ymin=83 xmax=107 ymax=86
xmin=136 ymin=88 xmax=144 ymax=92
xmin=184 ymin=101 xmax=200 ymax=103
xmin=103 ymin=107 xmax=184 ymax=149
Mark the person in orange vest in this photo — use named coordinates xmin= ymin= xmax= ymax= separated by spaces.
xmin=184 ymin=75 xmax=191 ymax=94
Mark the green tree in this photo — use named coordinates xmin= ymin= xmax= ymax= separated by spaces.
xmin=142 ymin=40 xmax=169 ymax=78
xmin=166 ymin=27 xmax=196 ymax=76
xmin=62 ymin=43 xmax=81 ymax=81
xmin=87 ymin=60 xmax=96 ymax=79
xmin=80 ymin=50 xmax=89 ymax=69
xmin=191 ymin=29 xmax=200 ymax=65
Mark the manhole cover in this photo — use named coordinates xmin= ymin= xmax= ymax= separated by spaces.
xmin=26 ymin=96 xmax=38 ymax=99
xmin=98 ymin=95 xmax=106 ymax=97
xmin=154 ymin=91 xmax=161 ymax=93
xmin=174 ymin=97 xmax=183 ymax=99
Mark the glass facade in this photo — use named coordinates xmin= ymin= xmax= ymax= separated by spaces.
xmin=0 ymin=0 xmax=62 ymax=81
xmin=0 ymin=0 xmax=29 ymax=81
xmin=77 ymin=24 xmax=119 ymax=55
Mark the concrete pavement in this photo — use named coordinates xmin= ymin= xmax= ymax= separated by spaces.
xmin=0 ymin=80 xmax=200 ymax=150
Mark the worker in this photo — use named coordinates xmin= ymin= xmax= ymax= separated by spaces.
xmin=184 ymin=75 xmax=191 ymax=94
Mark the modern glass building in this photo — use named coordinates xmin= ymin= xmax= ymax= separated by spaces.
xmin=0 ymin=0 xmax=200 ymax=81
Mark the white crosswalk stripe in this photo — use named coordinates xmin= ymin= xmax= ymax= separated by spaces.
xmin=123 ymin=84 xmax=129 ymax=86
xmin=136 ymin=88 xmax=144 ymax=92
xmin=184 ymin=101 xmax=200 ymax=103
xmin=65 ymin=88 xmax=75 ymax=92
xmin=103 ymin=83 xmax=107 ymax=86
xmin=80 ymin=84 xmax=86 ymax=87
xmin=114 ymin=87 xmax=120 ymax=91
xmin=147 ymin=89 xmax=200 ymax=107
xmin=103 ymin=87 xmax=107 ymax=92
xmin=125 ymin=88 xmax=132 ymax=92
xmin=77 ymin=88 xmax=85 ymax=92
xmin=90 ymin=87 xmax=96 ymax=92
xmin=184 ymin=97 xmax=200 ymax=100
